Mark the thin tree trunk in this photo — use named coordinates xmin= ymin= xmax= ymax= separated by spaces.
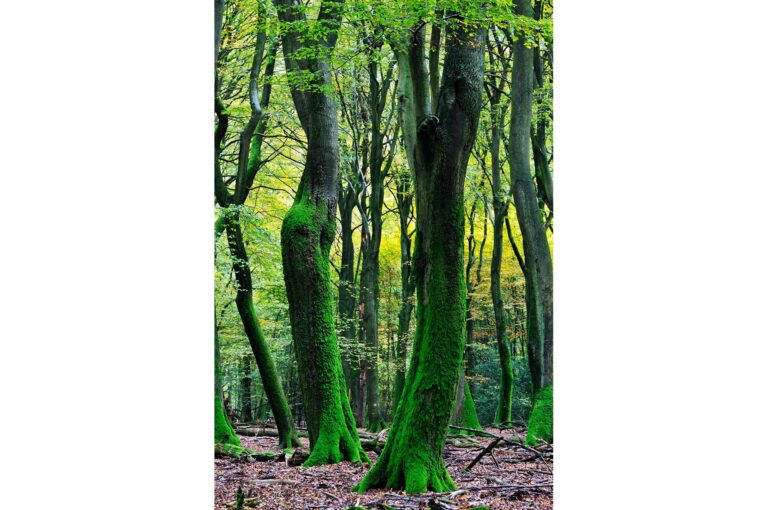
xmin=490 ymin=183 xmax=514 ymax=426
xmin=215 ymin=317 xmax=241 ymax=448
xmin=392 ymin=171 xmax=415 ymax=411
xmin=216 ymin=32 xmax=300 ymax=449
xmin=337 ymin=184 xmax=360 ymax=422
xmin=532 ymin=0 xmax=553 ymax=212
xmin=450 ymin=195 xmax=483 ymax=431
xmin=358 ymin=45 xmax=395 ymax=432
xmin=240 ymin=355 xmax=253 ymax=424
xmin=505 ymin=4 xmax=553 ymax=444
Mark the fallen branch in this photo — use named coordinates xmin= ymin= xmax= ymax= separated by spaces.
xmin=464 ymin=482 xmax=553 ymax=491
xmin=248 ymin=479 xmax=301 ymax=486
xmin=464 ymin=437 xmax=502 ymax=471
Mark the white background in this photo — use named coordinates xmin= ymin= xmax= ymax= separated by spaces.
xmin=2 ymin=1 xmax=767 ymax=508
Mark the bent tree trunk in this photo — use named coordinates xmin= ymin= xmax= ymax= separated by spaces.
xmin=276 ymin=0 xmax=366 ymax=466
xmin=213 ymin=0 xmax=238 ymax=453
xmin=215 ymin=26 xmax=300 ymax=448
xmin=356 ymin=15 xmax=485 ymax=494
xmin=506 ymin=4 xmax=553 ymax=445
xmin=225 ymin=215 xmax=301 ymax=448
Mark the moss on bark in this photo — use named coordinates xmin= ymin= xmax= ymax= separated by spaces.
xmin=282 ymin=197 xmax=368 ymax=466
xmin=525 ymin=384 xmax=553 ymax=445
xmin=215 ymin=396 xmax=241 ymax=447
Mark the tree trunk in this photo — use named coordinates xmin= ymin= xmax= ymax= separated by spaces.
xmin=224 ymin=215 xmax=301 ymax=448
xmin=491 ymin=207 xmax=513 ymax=425
xmin=392 ymin=171 xmax=415 ymax=411
xmin=240 ymin=355 xmax=253 ymax=424
xmin=215 ymin=319 xmax=241 ymax=448
xmin=276 ymin=0 xmax=367 ymax=466
xmin=450 ymin=196 xmax=484 ymax=430
xmin=505 ymin=4 xmax=553 ymax=444
xmin=337 ymin=184 xmax=361 ymax=424
xmin=356 ymin=15 xmax=485 ymax=494
xmin=449 ymin=370 xmax=481 ymax=431
xmin=359 ymin=49 xmax=394 ymax=433
xmin=215 ymin=23 xmax=300 ymax=448
xmin=532 ymin=0 xmax=553 ymax=213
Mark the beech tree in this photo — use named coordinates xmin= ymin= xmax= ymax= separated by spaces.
xmin=274 ymin=0 xmax=368 ymax=465
xmin=484 ymin=28 xmax=516 ymax=424
xmin=355 ymin=5 xmax=486 ymax=493
xmin=505 ymin=0 xmax=553 ymax=444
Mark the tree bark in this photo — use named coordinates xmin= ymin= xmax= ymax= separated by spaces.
xmin=215 ymin=317 xmax=241 ymax=448
xmin=275 ymin=0 xmax=367 ymax=466
xmin=240 ymin=355 xmax=253 ymax=424
xmin=392 ymin=170 xmax=415 ymax=411
xmin=337 ymin=183 xmax=361 ymax=423
xmin=505 ymin=4 xmax=553 ymax=444
xmin=490 ymin=134 xmax=514 ymax=425
xmin=532 ymin=0 xmax=553 ymax=213
xmin=450 ymin=195 xmax=484 ymax=431
xmin=216 ymin=31 xmax=300 ymax=449
xmin=358 ymin=46 xmax=395 ymax=432
xmin=355 ymin=14 xmax=486 ymax=494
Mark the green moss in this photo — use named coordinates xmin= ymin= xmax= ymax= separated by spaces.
xmin=459 ymin=382 xmax=482 ymax=432
xmin=354 ymin=199 xmax=467 ymax=495
xmin=215 ymin=395 xmax=240 ymax=447
xmin=281 ymin=196 xmax=368 ymax=467
xmin=525 ymin=384 xmax=553 ymax=445
xmin=214 ymin=442 xmax=254 ymax=458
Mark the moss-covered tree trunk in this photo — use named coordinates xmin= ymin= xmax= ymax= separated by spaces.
xmin=356 ymin=15 xmax=485 ymax=494
xmin=226 ymin=214 xmax=302 ymax=448
xmin=215 ymin=320 xmax=243 ymax=451
xmin=505 ymin=4 xmax=553 ymax=445
xmin=276 ymin=0 xmax=367 ymax=466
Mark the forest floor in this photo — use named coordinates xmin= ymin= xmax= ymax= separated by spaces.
xmin=214 ymin=425 xmax=552 ymax=510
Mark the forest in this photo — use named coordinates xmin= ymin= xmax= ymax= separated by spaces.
xmin=214 ymin=0 xmax=553 ymax=508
